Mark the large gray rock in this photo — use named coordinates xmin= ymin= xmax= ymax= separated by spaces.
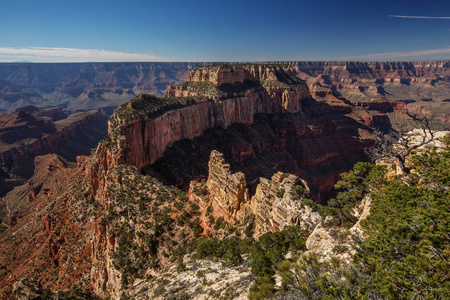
xmin=13 ymin=277 xmax=43 ymax=300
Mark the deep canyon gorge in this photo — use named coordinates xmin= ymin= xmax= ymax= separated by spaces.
xmin=0 ymin=62 xmax=448 ymax=299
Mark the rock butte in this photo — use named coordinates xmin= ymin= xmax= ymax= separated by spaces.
xmin=206 ymin=150 xmax=322 ymax=238
xmin=112 ymin=64 xmax=309 ymax=171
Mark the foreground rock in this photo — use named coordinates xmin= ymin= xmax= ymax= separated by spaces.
xmin=126 ymin=253 xmax=253 ymax=300
xmin=12 ymin=278 xmax=42 ymax=300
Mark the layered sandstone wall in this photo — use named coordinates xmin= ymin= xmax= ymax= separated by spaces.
xmin=296 ymin=61 xmax=449 ymax=79
xmin=206 ymin=150 xmax=322 ymax=238
xmin=206 ymin=150 xmax=249 ymax=223
xmin=111 ymin=67 xmax=309 ymax=171
xmin=245 ymin=172 xmax=322 ymax=238
xmin=186 ymin=64 xmax=299 ymax=86
xmin=354 ymin=98 xmax=406 ymax=112
xmin=296 ymin=61 xmax=450 ymax=108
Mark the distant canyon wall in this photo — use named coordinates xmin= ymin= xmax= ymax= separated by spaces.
xmin=295 ymin=61 xmax=450 ymax=104
xmin=0 ymin=62 xmax=210 ymax=113
xmin=1 ymin=61 xmax=448 ymax=114
xmin=0 ymin=109 xmax=107 ymax=196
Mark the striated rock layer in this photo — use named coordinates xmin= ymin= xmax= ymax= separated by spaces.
xmin=0 ymin=107 xmax=108 ymax=196
xmin=296 ymin=61 xmax=450 ymax=128
xmin=207 ymin=150 xmax=249 ymax=223
xmin=205 ymin=150 xmax=322 ymax=238
xmin=0 ymin=61 xmax=448 ymax=116
xmin=0 ymin=62 xmax=211 ymax=114
xmin=110 ymin=64 xmax=309 ymax=174
xmin=185 ymin=64 xmax=299 ymax=86
xmin=296 ymin=61 xmax=449 ymax=99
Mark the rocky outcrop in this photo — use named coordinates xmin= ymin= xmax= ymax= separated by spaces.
xmin=305 ymin=217 xmax=355 ymax=262
xmin=90 ymin=217 xmax=121 ymax=299
xmin=245 ymin=172 xmax=322 ymax=237
xmin=376 ymin=129 xmax=450 ymax=179
xmin=12 ymin=277 xmax=43 ymax=300
xmin=203 ymin=148 xmax=371 ymax=259
xmin=304 ymin=195 xmax=375 ymax=262
xmin=350 ymin=195 xmax=373 ymax=238
xmin=126 ymin=252 xmax=253 ymax=300
xmin=81 ymin=140 xmax=125 ymax=207
xmin=206 ymin=150 xmax=322 ymax=238
xmin=207 ymin=150 xmax=249 ymax=223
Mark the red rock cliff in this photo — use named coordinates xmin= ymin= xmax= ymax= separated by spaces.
xmin=107 ymin=65 xmax=309 ymax=172
xmin=185 ymin=64 xmax=299 ymax=86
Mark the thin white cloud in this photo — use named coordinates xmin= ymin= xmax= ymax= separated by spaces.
xmin=339 ymin=48 xmax=450 ymax=61
xmin=389 ymin=15 xmax=450 ymax=19
xmin=0 ymin=47 xmax=167 ymax=62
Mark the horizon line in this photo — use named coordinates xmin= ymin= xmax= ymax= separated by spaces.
xmin=0 ymin=59 xmax=449 ymax=64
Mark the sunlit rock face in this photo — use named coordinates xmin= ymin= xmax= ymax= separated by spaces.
xmin=205 ymin=150 xmax=322 ymax=238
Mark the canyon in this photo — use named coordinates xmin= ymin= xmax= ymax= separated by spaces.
xmin=0 ymin=63 xmax=210 ymax=114
xmin=0 ymin=61 xmax=448 ymax=124
xmin=0 ymin=106 xmax=108 ymax=196
xmin=107 ymin=64 xmax=379 ymax=202
xmin=296 ymin=61 xmax=450 ymax=127
xmin=0 ymin=61 xmax=446 ymax=189
xmin=0 ymin=63 xmax=448 ymax=299
xmin=296 ymin=61 xmax=449 ymax=102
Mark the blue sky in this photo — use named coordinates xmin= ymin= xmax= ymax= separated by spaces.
xmin=0 ymin=0 xmax=449 ymax=62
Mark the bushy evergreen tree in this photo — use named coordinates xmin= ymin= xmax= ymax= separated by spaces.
xmin=356 ymin=141 xmax=450 ymax=299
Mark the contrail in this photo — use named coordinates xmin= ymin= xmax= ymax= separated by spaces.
xmin=389 ymin=15 xmax=450 ymax=20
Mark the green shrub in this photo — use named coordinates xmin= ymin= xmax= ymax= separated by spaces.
xmin=276 ymin=188 xmax=285 ymax=198
xmin=192 ymin=217 xmax=203 ymax=237
xmin=177 ymin=260 xmax=186 ymax=273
